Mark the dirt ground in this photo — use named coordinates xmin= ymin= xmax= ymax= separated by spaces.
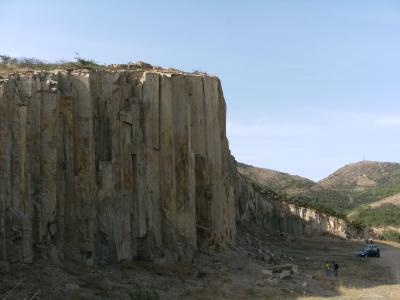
xmin=1 ymin=223 xmax=399 ymax=300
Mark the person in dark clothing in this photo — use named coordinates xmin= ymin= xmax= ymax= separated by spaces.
xmin=333 ymin=261 xmax=339 ymax=277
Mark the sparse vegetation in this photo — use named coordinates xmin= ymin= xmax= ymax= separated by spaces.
xmin=73 ymin=52 xmax=102 ymax=68
xmin=293 ymin=190 xmax=351 ymax=215
xmin=0 ymin=54 xmax=104 ymax=73
xmin=352 ymin=185 xmax=400 ymax=205
xmin=350 ymin=204 xmax=400 ymax=227
xmin=289 ymin=193 xmax=347 ymax=218
xmin=242 ymin=173 xmax=346 ymax=219
xmin=380 ymin=230 xmax=400 ymax=243
xmin=0 ymin=55 xmax=18 ymax=64
xmin=130 ymin=290 xmax=160 ymax=300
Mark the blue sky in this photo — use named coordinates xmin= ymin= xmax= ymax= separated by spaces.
xmin=1 ymin=0 xmax=399 ymax=180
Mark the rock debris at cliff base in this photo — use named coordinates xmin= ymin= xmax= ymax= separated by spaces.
xmin=0 ymin=232 xmax=395 ymax=299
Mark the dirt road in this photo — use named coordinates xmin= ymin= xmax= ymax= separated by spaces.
xmin=320 ymin=241 xmax=400 ymax=300
xmin=379 ymin=241 xmax=400 ymax=282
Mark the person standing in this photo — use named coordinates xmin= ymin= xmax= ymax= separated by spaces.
xmin=325 ymin=261 xmax=331 ymax=276
xmin=333 ymin=261 xmax=339 ymax=277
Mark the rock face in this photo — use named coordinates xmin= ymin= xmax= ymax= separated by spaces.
xmin=0 ymin=68 xmax=358 ymax=266
xmin=234 ymin=175 xmax=359 ymax=238
xmin=0 ymin=69 xmax=237 ymax=265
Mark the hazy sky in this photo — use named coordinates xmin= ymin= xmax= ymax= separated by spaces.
xmin=1 ymin=0 xmax=399 ymax=181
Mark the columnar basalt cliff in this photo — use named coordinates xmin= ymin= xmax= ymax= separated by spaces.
xmin=0 ymin=67 xmax=357 ymax=266
xmin=0 ymin=68 xmax=237 ymax=265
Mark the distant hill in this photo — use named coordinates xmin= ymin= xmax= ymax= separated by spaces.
xmin=318 ymin=161 xmax=400 ymax=191
xmin=237 ymin=163 xmax=315 ymax=196
xmin=306 ymin=161 xmax=400 ymax=214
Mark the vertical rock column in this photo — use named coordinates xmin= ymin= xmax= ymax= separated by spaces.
xmin=67 ymin=73 xmax=96 ymax=264
xmin=171 ymin=74 xmax=196 ymax=251
xmin=189 ymin=75 xmax=236 ymax=249
xmin=157 ymin=73 xmax=197 ymax=263
xmin=137 ymin=72 xmax=163 ymax=259
xmin=0 ymin=76 xmax=36 ymax=263
xmin=91 ymin=71 xmax=138 ymax=264
xmin=57 ymin=72 xmax=75 ymax=261
xmin=39 ymin=75 xmax=60 ymax=260
xmin=0 ymin=78 xmax=10 ymax=261
xmin=187 ymin=75 xmax=211 ymax=246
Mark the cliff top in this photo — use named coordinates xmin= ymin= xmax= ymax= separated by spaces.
xmin=0 ymin=57 xmax=211 ymax=77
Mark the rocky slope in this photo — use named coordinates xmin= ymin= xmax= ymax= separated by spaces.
xmin=0 ymin=65 xmax=358 ymax=266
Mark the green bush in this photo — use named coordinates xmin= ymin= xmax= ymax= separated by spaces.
xmin=73 ymin=53 xmax=101 ymax=68
xmin=354 ymin=204 xmax=400 ymax=227
xmin=380 ymin=230 xmax=400 ymax=243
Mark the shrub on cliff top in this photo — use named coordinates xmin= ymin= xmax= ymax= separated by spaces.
xmin=0 ymin=54 xmax=104 ymax=71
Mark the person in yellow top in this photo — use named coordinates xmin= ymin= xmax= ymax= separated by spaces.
xmin=325 ymin=261 xmax=331 ymax=276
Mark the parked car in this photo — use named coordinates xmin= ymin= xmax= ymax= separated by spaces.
xmin=357 ymin=244 xmax=380 ymax=258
